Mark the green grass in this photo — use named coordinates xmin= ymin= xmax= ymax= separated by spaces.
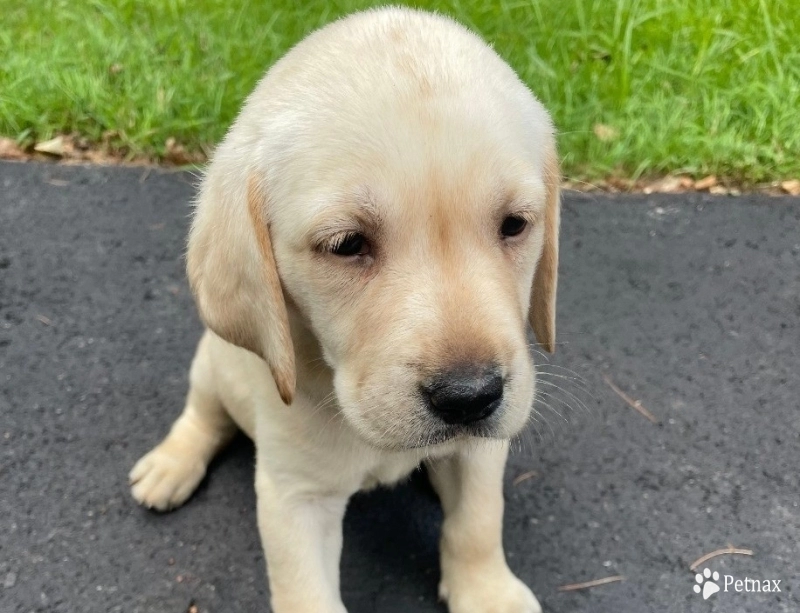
xmin=2 ymin=0 xmax=798 ymax=182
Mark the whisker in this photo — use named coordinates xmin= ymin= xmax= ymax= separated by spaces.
xmin=536 ymin=368 xmax=595 ymax=399
xmin=527 ymin=345 xmax=552 ymax=363
xmin=536 ymin=379 xmax=594 ymax=416
xmin=528 ymin=399 xmax=558 ymax=439
xmin=534 ymin=389 xmax=579 ymax=423
xmin=535 ymin=362 xmax=592 ymax=385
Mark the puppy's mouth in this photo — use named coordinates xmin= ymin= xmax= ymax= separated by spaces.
xmin=395 ymin=415 xmax=503 ymax=450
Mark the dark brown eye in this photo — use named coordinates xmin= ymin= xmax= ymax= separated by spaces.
xmin=331 ymin=232 xmax=370 ymax=257
xmin=500 ymin=215 xmax=527 ymax=238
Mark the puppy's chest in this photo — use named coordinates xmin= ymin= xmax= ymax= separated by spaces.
xmin=357 ymin=443 xmax=457 ymax=491
xmin=360 ymin=454 xmax=421 ymax=491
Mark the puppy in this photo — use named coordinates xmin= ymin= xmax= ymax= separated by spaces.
xmin=130 ymin=7 xmax=559 ymax=613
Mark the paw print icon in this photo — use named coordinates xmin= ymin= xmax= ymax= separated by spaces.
xmin=694 ymin=568 xmax=721 ymax=600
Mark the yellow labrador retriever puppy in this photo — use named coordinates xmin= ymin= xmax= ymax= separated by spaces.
xmin=130 ymin=7 xmax=559 ymax=613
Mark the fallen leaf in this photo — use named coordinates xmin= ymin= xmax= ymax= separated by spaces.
xmin=84 ymin=150 xmax=113 ymax=164
xmin=0 ymin=137 xmax=25 ymax=159
xmin=780 ymin=179 xmax=800 ymax=196
xmin=34 ymin=136 xmax=66 ymax=156
xmin=164 ymin=137 xmax=203 ymax=165
xmin=694 ymin=175 xmax=717 ymax=190
xmin=606 ymin=177 xmax=634 ymax=191
xmin=593 ymin=123 xmax=618 ymax=142
xmin=643 ymin=176 xmax=686 ymax=194
xmin=709 ymin=185 xmax=729 ymax=195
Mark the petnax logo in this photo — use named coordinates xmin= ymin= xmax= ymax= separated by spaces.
xmin=693 ymin=568 xmax=781 ymax=600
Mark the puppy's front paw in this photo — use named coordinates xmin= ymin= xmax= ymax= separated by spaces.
xmin=439 ymin=560 xmax=542 ymax=613
xmin=129 ymin=446 xmax=206 ymax=511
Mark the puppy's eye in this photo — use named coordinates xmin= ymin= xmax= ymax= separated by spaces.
xmin=500 ymin=215 xmax=527 ymax=238
xmin=330 ymin=232 xmax=370 ymax=257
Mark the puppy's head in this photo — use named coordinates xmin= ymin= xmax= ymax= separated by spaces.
xmin=187 ymin=11 xmax=560 ymax=449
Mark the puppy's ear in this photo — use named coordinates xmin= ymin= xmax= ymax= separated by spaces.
xmin=187 ymin=174 xmax=296 ymax=404
xmin=529 ymin=147 xmax=561 ymax=353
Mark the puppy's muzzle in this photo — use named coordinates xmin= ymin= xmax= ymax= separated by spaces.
xmin=421 ymin=365 xmax=503 ymax=425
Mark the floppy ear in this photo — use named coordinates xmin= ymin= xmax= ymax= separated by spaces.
xmin=529 ymin=147 xmax=561 ymax=353
xmin=186 ymin=174 xmax=296 ymax=404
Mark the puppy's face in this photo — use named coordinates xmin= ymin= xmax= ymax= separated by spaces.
xmin=188 ymin=30 xmax=560 ymax=451
xmin=267 ymin=126 xmax=556 ymax=449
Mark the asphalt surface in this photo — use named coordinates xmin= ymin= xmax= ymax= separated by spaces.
xmin=1 ymin=160 xmax=799 ymax=613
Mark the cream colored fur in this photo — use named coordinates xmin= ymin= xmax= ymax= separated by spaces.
xmin=130 ymin=7 xmax=560 ymax=613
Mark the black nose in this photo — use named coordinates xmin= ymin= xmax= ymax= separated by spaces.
xmin=422 ymin=367 xmax=503 ymax=425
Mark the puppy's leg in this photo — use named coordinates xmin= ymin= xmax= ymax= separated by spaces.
xmin=255 ymin=461 xmax=348 ymax=613
xmin=130 ymin=332 xmax=237 ymax=511
xmin=426 ymin=442 xmax=542 ymax=613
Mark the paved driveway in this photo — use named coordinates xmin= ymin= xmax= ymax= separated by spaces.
xmin=1 ymin=161 xmax=798 ymax=613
